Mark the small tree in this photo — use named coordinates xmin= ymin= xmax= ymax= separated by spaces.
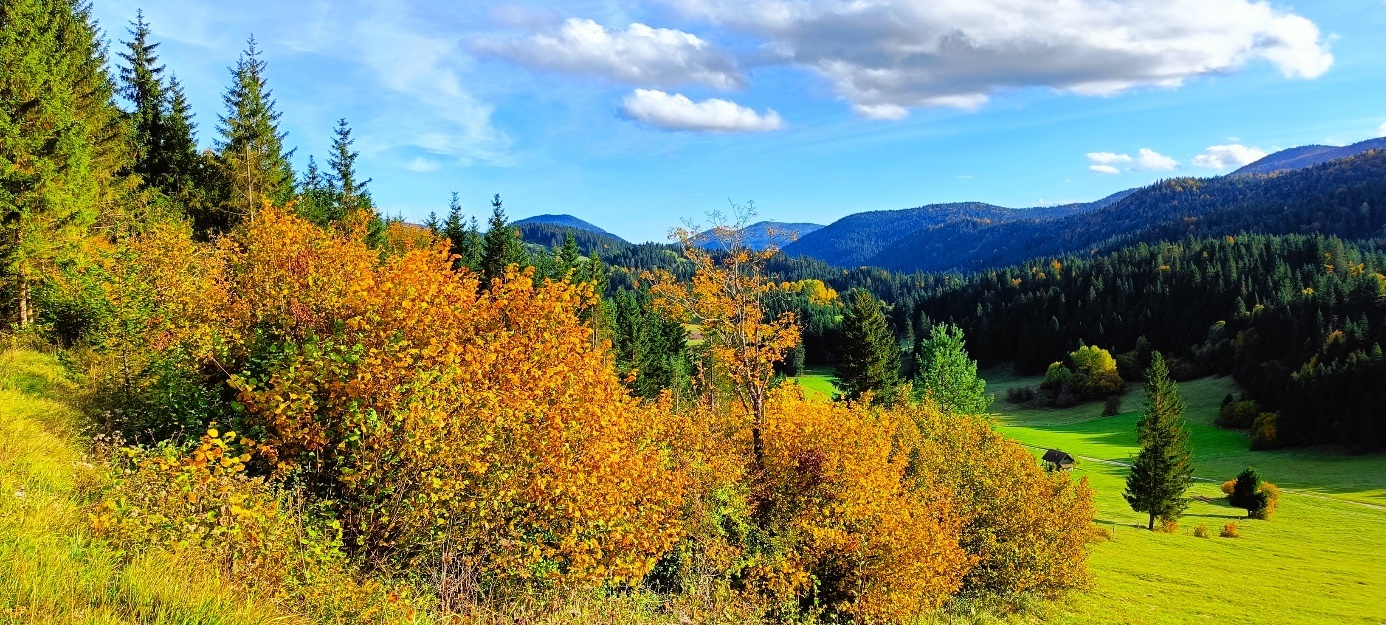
xmin=1102 ymin=395 xmax=1122 ymax=417
xmin=1229 ymin=468 xmax=1269 ymax=519
xmin=915 ymin=323 xmax=991 ymax=415
xmin=480 ymin=194 xmax=528 ymax=284
xmin=1124 ymin=352 xmax=1195 ymax=530
xmin=835 ymin=289 xmax=901 ymax=401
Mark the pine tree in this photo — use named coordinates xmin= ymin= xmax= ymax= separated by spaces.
xmin=214 ymin=36 xmax=294 ymax=229
xmin=554 ymin=232 xmax=581 ymax=279
xmin=1 ymin=0 xmax=130 ymax=326
xmin=326 ymin=118 xmax=371 ymax=218
xmin=296 ymin=155 xmax=334 ymax=225
xmin=915 ymin=323 xmax=990 ymax=414
xmin=835 ymin=289 xmax=901 ymax=401
xmin=1124 ymin=352 xmax=1195 ymax=530
xmin=1228 ymin=467 xmax=1268 ymax=518
xmin=118 ymin=10 xmax=164 ymax=184
xmin=155 ymin=76 xmax=206 ymax=207
xmin=423 ymin=211 xmax=440 ymax=235
xmin=480 ymin=194 xmax=527 ymax=284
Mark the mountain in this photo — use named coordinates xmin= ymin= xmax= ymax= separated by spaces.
xmin=513 ymin=214 xmax=623 ymax=239
xmin=513 ymin=214 xmax=630 ymax=256
xmin=782 ymin=190 xmax=1133 ymax=267
xmin=695 ymin=221 xmax=824 ymax=251
xmin=867 ymin=149 xmax=1386 ymax=273
xmin=1232 ymin=137 xmax=1386 ymax=176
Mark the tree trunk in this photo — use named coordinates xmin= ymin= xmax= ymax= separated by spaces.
xmin=18 ymin=276 xmax=31 ymax=328
xmin=1147 ymin=512 xmax=1155 ymax=531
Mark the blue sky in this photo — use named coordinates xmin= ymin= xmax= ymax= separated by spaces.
xmin=90 ymin=0 xmax=1386 ymax=243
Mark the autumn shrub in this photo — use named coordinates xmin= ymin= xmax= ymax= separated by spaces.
xmin=89 ymin=427 xmax=425 ymax=621
xmin=1253 ymin=482 xmax=1281 ymax=520
xmin=902 ymin=401 xmax=1095 ymax=597
xmin=1193 ymin=524 xmax=1211 ymax=539
xmin=141 ymin=209 xmax=691 ymax=590
xmin=1251 ymin=412 xmax=1280 ymax=450
xmin=1216 ymin=400 xmax=1261 ymax=429
xmin=1221 ymin=480 xmax=1237 ymax=496
xmin=1155 ymin=519 xmax=1179 ymax=534
xmin=749 ymin=388 xmax=971 ymax=621
xmin=1220 ymin=522 xmax=1240 ymax=538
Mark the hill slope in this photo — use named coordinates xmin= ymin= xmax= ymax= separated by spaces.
xmin=695 ymin=221 xmax=824 ymax=251
xmin=513 ymin=214 xmax=622 ymax=239
xmin=868 ymin=149 xmax=1386 ymax=273
xmin=783 ymin=191 xmax=1132 ymax=267
xmin=1233 ymin=137 xmax=1386 ymax=176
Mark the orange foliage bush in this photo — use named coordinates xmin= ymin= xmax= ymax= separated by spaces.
xmin=902 ymin=402 xmax=1095 ymax=596
xmin=1221 ymin=480 xmax=1236 ymax=496
xmin=1221 ymin=522 xmax=1240 ymax=538
xmin=132 ymin=209 xmax=687 ymax=587
xmin=754 ymin=388 xmax=970 ymax=621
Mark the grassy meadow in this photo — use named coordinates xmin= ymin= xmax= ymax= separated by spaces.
xmin=793 ymin=367 xmax=1386 ymax=624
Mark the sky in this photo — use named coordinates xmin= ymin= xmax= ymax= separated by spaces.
xmin=90 ymin=0 xmax=1386 ymax=243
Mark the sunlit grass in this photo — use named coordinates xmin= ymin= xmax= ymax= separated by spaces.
xmin=985 ymin=368 xmax=1386 ymax=624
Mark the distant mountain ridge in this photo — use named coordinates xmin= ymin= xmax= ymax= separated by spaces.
xmin=695 ymin=221 xmax=824 ymax=251
xmin=513 ymin=214 xmax=624 ymax=240
xmin=867 ymin=149 xmax=1386 ymax=273
xmin=782 ymin=190 xmax=1133 ymax=267
xmin=1233 ymin=137 xmax=1386 ymax=176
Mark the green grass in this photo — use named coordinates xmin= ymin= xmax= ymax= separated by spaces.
xmin=790 ymin=367 xmax=838 ymax=402
xmin=984 ymin=367 xmax=1386 ymax=625
xmin=0 ymin=348 xmax=295 ymax=624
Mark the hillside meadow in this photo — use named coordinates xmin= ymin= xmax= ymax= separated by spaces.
xmin=795 ymin=369 xmax=1386 ymax=624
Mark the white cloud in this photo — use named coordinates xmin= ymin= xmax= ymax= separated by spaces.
xmin=1087 ymin=152 xmax=1133 ymax=166
xmin=1378 ymin=121 xmax=1386 ymax=138
xmin=403 ymin=157 xmax=441 ymax=172
xmin=619 ymin=89 xmax=783 ymax=132
xmin=1193 ymin=144 xmax=1268 ymax=170
xmin=669 ymin=0 xmax=1333 ymax=118
xmin=1136 ymin=148 xmax=1178 ymax=171
xmin=475 ymin=18 xmax=743 ymax=90
xmin=1089 ymin=164 xmax=1122 ymax=175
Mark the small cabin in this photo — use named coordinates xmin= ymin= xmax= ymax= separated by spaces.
xmin=1042 ymin=449 xmax=1076 ymax=471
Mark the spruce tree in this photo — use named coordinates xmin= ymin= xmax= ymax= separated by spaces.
xmin=424 ymin=211 xmax=440 ymax=235
xmin=915 ymin=323 xmax=990 ymax=414
xmin=1 ymin=0 xmax=129 ymax=326
xmin=296 ymin=155 xmax=334 ymax=225
xmin=1229 ymin=467 xmax=1268 ymax=519
xmin=118 ymin=10 xmax=164 ymax=183
xmin=554 ymin=232 xmax=581 ymax=279
xmin=1124 ymin=352 xmax=1195 ymax=530
xmin=214 ymin=36 xmax=294 ymax=228
xmin=155 ymin=76 xmax=206 ymax=207
xmin=326 ymin=118 xmax=372 ymax=218
xmin=480 ymin=194 xmax=527 ymax=284
xmin=834 ymin=289 xmax=901 ymax=401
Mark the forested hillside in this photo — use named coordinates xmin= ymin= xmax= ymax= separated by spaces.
xmin=867 ymin=150 xmax=1386 ymax=273
xmin=1233 ymin=137 xmax=1386 ymax=175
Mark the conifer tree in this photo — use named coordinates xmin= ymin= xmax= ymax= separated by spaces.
xmin=118 ymin=10 xmax=164 ymax=183
xmin=915 ymin=323 xmax=990 ymax=414
xmin=326 ymin=118 xmax=372 ymax=217
xmin=423 ymin=211 xmax=440 ymax=235
xmin=1 ymin=0 xmax=129 ymax=325
xmin=1229 ymin=467 xmax=1269 ymax=519
xmin=1124 ymin=352 xmax=1195 ymax=530
xmin=554 ymin=231 xmax=581 ymax=279
xmin=480 ymin=194 xmax=527 ymax=284
xmin=835 ymin=289 xmax=901 ymax=401
xmin=296 ymin=155 xmax=335 ymax=225
xmin=155 ymin=76 xmax=206 ymax=206
xmin=214 ymin=36 xmax=294 ymax=229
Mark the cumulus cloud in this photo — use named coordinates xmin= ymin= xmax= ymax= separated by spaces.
xmin=475 ymin=18 xmax=743 ymax=89
xmin=1193 ymin=144 xmax=1268 ymax=170
xmin=1378 ymin=121 xmax=1386 ymax=138
xmin=1087 ymin=152 xmax=1133 ymax=166
xmin=619 ymin=89 xmax=783 ymax=132
xmin=1135 ymin=148 xmax=1178 ymax=171
xmin=669 ymin=0 xmax=1333 ymax=118
xmin=1089 ymin=165 xmax=1122 ymax=175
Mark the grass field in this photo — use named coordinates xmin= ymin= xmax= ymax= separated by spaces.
xmin=984 ymin=367 xmax=1386 ymax=625
xmin=790 ymin=367 xmax=839 ymax=402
